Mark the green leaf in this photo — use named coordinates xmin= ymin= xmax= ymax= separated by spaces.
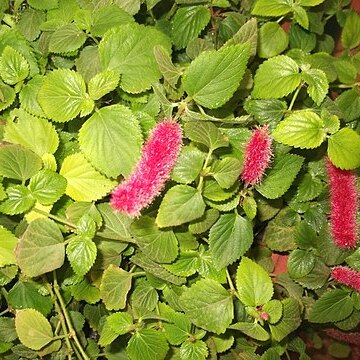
xmin=131 ymin=252 xmax=186 ymax=285
xmin=16 ymin=8 xmax=45 ymax=42
xmin=66 ymin=236 xmax=97 ymax=276
xmin=114 ymin=0 xmax=140 ymax=15
xmin=184 ymin=121 xmax=229 ymax=151
xmin=15 ymin=309 xmax=53 ymax=351
xmin=131 ymin=217 xmax=178 ymax=263
xmin=299 ymin=0 xmax=325 ymax=5
xmin=212 ymin=157 xmax=242 ymax=189
xmin=107 ymin=312 xmax=134 ymax=335
xmin=171 ymin=145 xmax=205 ymax=184
xmin=230 ymin=322 xmax=270 ymax=341
xmin=272 ymin=110 xmax=326 ymax=149
xmin=156 ymin=185 xmax=206 ymax=228
xmin=98 ymin=321 xmax=118 ymax=347
xmin=236 ymin=257 xmax=273 ymax=307
xmin=88 ymin=70 xmax=120 ymax=100
xmin=131 ymin=280 xmax=158 ymax=311
xmin=0 ymin=317 xmax=17 ymax=343
xmin=38 ymin=69 xmax=94 ymax=122
xmin=0 ymin=226 xmax=17 ymax=267
xmin=263 ymin=299 xmax=283 ymax=324
xmin=163 ymin=251 xmax=199 ymax=277
xmin=0 ymin=185 xmax=35 ymax=215
xmin=29 ymin=170 xmax=67 ymax=205
xmin=309 ymin=289 xmax=354 ymax=323
xmin=0 ymin=144 xmax=42 ymax=181
xmin=293 ymin=5 xmax=309 ymax=29
xmin=327 ymin=128 xmax=360 ymax=170
xmin=335 ymin=89 xmax=360 ymax=123
xmin=71 ymin=279 xmax=101 ymax=304
xmin=288 ymin=249 xmax=316 ymax=279
xmin=180 ymin=278 xmax=233 ymax=334
xmin=0 ymin=46 xmax=29 ymax=85
xmin=48 ymin=24 xmax=87 ymax=54
xmin=258 ymin=22 xmax=288 ymax=58
xmin=28 ymin=0 xmax=58 ymax=10
xmin=209 ymin=214 xmax=253 ymax=270
xmin=252 ymin=55 xmax=301 ymax=99
xmin=189 ymin=208 xmax=219 ymax=234
xmin=180 ymin=339 xmax=208 ymax=360
xmin=4 ymin=112 xmax=59 ymax=156
xmin=256 ymin=154 xmax=304 ymax=199
xmin=16 ymin=218 xmax=65 ymax=277
xmin=342 ymin=11 xmax=360 ymax=49
xmin=289 ymin=24 xmax=316 ymax=52
xmin=79 ymin=104 xmax=143 ymax=178
xmin=252 ymin=0 xmax=292 ymax=16
xmin=244 ymin=99 xmax=287 ymax=123
xmin=19 ymin=76 xmax=46 ymax=117
xmin=269 ymin=298 xmax=301 ymax=341
xmin=59 ymin=153 xmax=115 ymax=201
xmin=0 ymin=82 xmax=15 ymax=111
xmin=99 ymin=23 xmax=171 ymax=93
xmin=295 ymin=173 xmax=323 ymax=202
xmin=183 ymin=44 xmax=250 ymax=108
xmin=302 ymin=69 xmax=328 ymax=105
xmin=127 ymin=329 xmax=169 ymax=360
xmin=100 ymin=265 xmax=132 ymax=310
xmin=171 ymin=6 xmax=211 ymax=50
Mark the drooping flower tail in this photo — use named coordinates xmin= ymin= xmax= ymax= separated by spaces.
xmin=326 ymin=159 xmax=358 ymax=248
xmin=111 ymin=120 xmax=182 ymax=218
xmin=324 ymin=328 xmax=360 ymax=346
xmin=331 ymin=266 xmax=360 ymax=293
xmin=241 ymin=125 xmax=272 ymax=185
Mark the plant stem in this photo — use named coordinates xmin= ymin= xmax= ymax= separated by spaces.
xmin=132 ymin=271 xmax=146 ymax=278
xmin=0 ymin=308 xmax=9 ymax=316
xmin=226 ymin=269 xmax=241 ymax=301
xmin=288 ymin=83 xmax=303 ymax=111
xmin=197 ymin=149 xmax=213 ymax=191
xmin=33 ymin=208 xmax=77 ymax=230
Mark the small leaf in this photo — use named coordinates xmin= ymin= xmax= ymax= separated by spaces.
xmin=335 ymin=89 xmax=360 ymax=123
xmin=189 ymin=208 xmax=220 ymax=235
xmin=28 ymin=0 xmax=58 ymax=10
xmin=0 ymin=46 xmax=29 ymax=85
xmin=183 ymin=44 xmax=250 ymax=109
xmin=184 ymin=121 xmax=229 ymax=151
xmin=327 ymin=128 xmax=360 ymax=170
xmin=272 ymin=110 xmax=326 ymax=149
xmin=302 ymin=69 xmax=328 ymax=105
xmin=0 ymin=185 xmax=35 ymax=215
xmin=236 ymin=257 xmax=273 ymax=307
xmin=252 ymin=55 xmax=301 ymax=99
xmin=263 ymin=299 xmax=283 ymax=324
xmin=258 ymin=22 xmax=288 ymax=58
xmin=15 ymin=309 xmax=53 ymax=350
xmin=230 ymin=322 xmax=270 ymax=341
xmin=66 ymin=236 xmax=97 ymax=276
xmin=59 ymin=153 xmax=115 ymax=202
xmin=156 ymin=185 xmax=206 ymax=228
xmin=38 ymin=69 xmax=93 ymax=122
xmin=107 ymin=312 xmax=134 ymax=335
xmin=209 ymin=214 xmax=253 ymax=270
xmin=252 ymin=0 xmax=292 ymax=16
xmin=309 ymin=289 xmax=354 ymax=323
xmin=244 ymin=99 xmax=287 ymax=124
xmin=288 ymin=249 xmax=316 ymax=279
xmin=180 ymin=339 xmax=208 ymax=360
xmin=212 ymin=157 xmax=242 ymax=189
xmin=131 ymin=280 xmax=159 ymax=311
xmin=180 ymin=278 xmax=233 ymax=334
xmin=16 ymin=218 xmax=65 ymax=277
xmin=88 ymin=70 xmax=120 ymax=100
xmin=0 ymin=82 xmax=15 ymax=111
xmin=48 ymin=24 xmax=87 ymax=54
xmin=163 ymin=251 xmax=199 ymax=277
xmin=0 ymin=226 xmax=17 ymax=267
xmin=100 ymin=265 xmax=132 ymax=310
xmin=342 ymin=11 xmax=360 ymax=49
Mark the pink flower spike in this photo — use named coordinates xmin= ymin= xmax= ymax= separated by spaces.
xmin=331 ymin=266 xmax=360 ymax=293
xmin=324 ymin=328 xmax=360 ymax=346
xmin=241 ymin=125 xmax=272 ymax=185
xmin=110 ymin=120 xmax=182 ymax=218
xmin=326 ymin=159 xmax=358 ymax=248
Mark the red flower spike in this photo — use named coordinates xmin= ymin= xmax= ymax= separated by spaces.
xmin=110 ymin=120 xmax=182 ymax=218
xmin=331 ymin=266 xmax=360 ymax=293
xmin=324 ymin=328 xmax=360 ymax=346
xmin=326 ymin=159 xmax=358 ymax=248
xmin=241 ymin=125 xmax=272 ymax=185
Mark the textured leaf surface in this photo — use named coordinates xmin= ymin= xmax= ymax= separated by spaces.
xmin=48 ymin=24 xmax=87 ymax=54
xmin=230 ymin=322 xmax=270 ymax=341
xmin=252 ymin=0 xmax=293 ymax=16
xmin=0 ymin=226 xmax=17 ymax=267
xmin=88 ymin=70 xmax=120 ymax=100
xmin=0 ymin=46 xmax=29 ymax=85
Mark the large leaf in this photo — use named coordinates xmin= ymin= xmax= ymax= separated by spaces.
xmin=327 ymin=128 xmax=360 ymax=170
xmin=156 ymin=185 xmax=206 ymax=228
xmin=252 ymin=55 xmax=301 ymax=99
xmin=0 ymin=226 xmax=17 ymax=267
xmin=38 ymin=69 xmax=94 ymax=122
xmin=100 ymin=265 xmax=132 ymax=310
xmin=59 ymin=153 xmax=115 ymax=202
xmin=171 ymin=6 xmax=211 ymax=49
xmin=0 ymin=144 xmax=42 ymax=181
xmin=209 ymin=214 xmax=253 ymax=270
xmin=15 ymin=309 xmax=53 ymax=350
xmin=258 ymin=22 xmax=288 ymax=58
xmin=180 ymin=278 xmax=233 ymax=334
xmin=99 ymin=23 xmax=171 ymax=93
xmin=16 ymin=218 xmax=65 ymax=277
xmin=131 ymin=217 xmax=178 ymax=263
xmin=79 ymin=104 xmax=143 ymax=178
xmin=272 ymin=110 xmax=326 ymax=149
xmin=236 ymin=257 xmax=273 ymax=307
xmin=0 ymin=46 xmax=29 ymax=85
xmin=252 ymin=0 xmax=293 ymax=16
xmin=182 ymin=44 xmax=250 ymax=109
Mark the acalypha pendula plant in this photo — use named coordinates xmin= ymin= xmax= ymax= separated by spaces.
xmin=111 ymin=120 xmax=182 ymax=217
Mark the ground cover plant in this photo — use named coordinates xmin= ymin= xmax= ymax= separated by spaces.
xmin=0 ymin=0 xmax=360 ymax=359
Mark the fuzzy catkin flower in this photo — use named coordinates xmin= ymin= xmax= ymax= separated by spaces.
xmin=324 ymin=328 xmax=360 ymax=346
xmin=326 ymin=159 xmax=358 ymax=248
xmin=110 ymin=120 xmax=182 ymax=218
xmin=241 ymin=125 xmax=272 ymax=185
xmin=331 ymin=266 xmax=360 ymax=293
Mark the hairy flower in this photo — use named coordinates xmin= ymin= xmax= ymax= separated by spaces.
xmin=241 ymin=125 xmax=272 ymax=185
xmin=111 ymin=120 xmax=182 ymax=218
xmin=331 ymin=266 xmax=360 ymax=293
xmin=325 ymin=328 xmax=360 ymax=346
xmin=326 ymin=159 xmax=358 ymax=248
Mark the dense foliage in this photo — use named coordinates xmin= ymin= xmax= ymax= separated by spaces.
xmin=0 ymin=0 xmax=360 ymax=359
